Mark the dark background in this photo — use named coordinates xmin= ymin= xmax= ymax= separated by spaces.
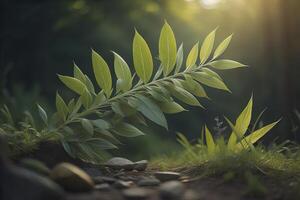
xmin=1 ymin=0 xmax=300 ymax=159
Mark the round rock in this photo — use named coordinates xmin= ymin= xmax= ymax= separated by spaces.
xmin=50 ymin=162 xmax=94 ymax=192
xmin=123 ymin=187 xmax=153 ymax=200
xmin=134 ymin=160 xmax=148 ymax=171
xmin=159 ymin=181 xmax=185 ymax=199
xmin=105 ymin=157 xmax=135 ymax=170
xmin=154 ymin=171 xmax=181 ymax=182
xmin=137 ymin=177 xmax=160 ymax=187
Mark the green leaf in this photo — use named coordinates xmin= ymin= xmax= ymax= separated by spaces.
xmin=200 ymin=29 xmax=217 ymax=64
xmin=171 ymin=86 xmax=202 ymax=107
xmin=192 ymin=72 xmax=230 ymax=91
xmin=183 ymin=75 xmax=208 ymax=98
xmin=205 ymin=126 xmax=216 ymax=155
xmin=81 ymin=89 xmax=93 ymax=108
xmin=213 ymin=34 xmax=232 ymax=59
xmin=133 ymin=30 xmax=153 ymax=83
xmin=159 ymin=101 xmax=186 ymax=114
xmin=228 ymin=96 xmax=253 ymax=149
xmin=37 ymin=104 xmax=48 ymax=125
xmin=85 ymin=138 xmax=117 ymax=150
xmin=56 ymin=92 xmax=69 ymax=120
xmin=201 ymin=68 xmax=222 ymax=80
xmin=113 ymin=123 xmax=145 ymax=137
xmin=58 ymin=75 xmax=86 ymax=95
xmin=84 ymin=75 xmax=95 ymax=94
xmin=210 ymin=59 xmax=246 ymax=70
xmin=113 ymin=52 xmax=132 ymax=92
xmin=81 ymin=119 xmax=94 ymax=136
xmin=186 ymin=42 xmax=199 ymax=68
xmin=175 ymin=43 xmax=184 ymax=73
xmin=92 ymin=49 xmax=112 ymax=96
xmin=94 ymin=91 xmax=106 ymax=105
xmin=159 ymin=21 xmax=177 ymax=76
xmin=92 ymin=119 xmax=111 ymax=130
xmin=73 ymin=63 xmax=86 ymax=83
xmin=236 ymin=120 xmax=280 ymax=151
xmin=129 ymin=95 xmax=168 ymax=129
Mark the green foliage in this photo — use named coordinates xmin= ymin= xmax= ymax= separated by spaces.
xmin=178 ymin=96 xmax=280 ymax=156
xmin=0 ymin=22 xmax=246 ymax=164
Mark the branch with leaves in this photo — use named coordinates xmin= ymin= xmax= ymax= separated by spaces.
xmin=0 ymin=22 xmax=246 ymax=163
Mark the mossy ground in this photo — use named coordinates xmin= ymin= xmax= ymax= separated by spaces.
xmin=150 ymin=143 xmax=300 ymax=199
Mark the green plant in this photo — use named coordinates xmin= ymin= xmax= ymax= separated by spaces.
xmin=0 ymin=22 xmax=246 ymax=164
xmin=178 ymin=96 xmax=280 ymax=157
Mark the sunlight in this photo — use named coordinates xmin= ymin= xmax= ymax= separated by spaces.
xmin=200 ymin=0 xmax=221 ymax=9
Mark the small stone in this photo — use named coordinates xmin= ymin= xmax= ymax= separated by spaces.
xmin=114 ymin=180 xmax=134 ymax=189
xmin=50 ymin=162 xmax=94 ymax=192
xmin=123 ymin=187 xmax=153 ymax=200
xmin=134 ymin=160 xmax=148 ymax=171
xmin=137 ymin=177 xmax=160 ymax=187
xmin=19 ymin=158 xmax=51 ymax=176
xmin=94 ymin=183 xmax=111 ymax=191
xmin=154 ymin=171 xmax=181 ymax=182
xmin=105 ymin=157 xmax=135 ymax=170
xmin=93 ymin=176 xmax=117 ymax=184
xmin=160 ymin=181 xmax=185 ymax=200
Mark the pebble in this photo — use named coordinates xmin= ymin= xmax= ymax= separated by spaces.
xmin=94 ymin=183 xmax=111 ymax=191
xmin=159 ymin=181 xmax=185 ymax=199
xmin=154 ymin=171 xmax=181 ymax=182
xmin=93 ymin=176 xmax=117 ymax=184
xmin=137 ymin=177 xmax=160 ymax=187
xmin=114 ymin=180 xmax=134 ymax=189
xmin=50 ymin=162 xmax=94 ymax=192
xmin=134 ymin=160 xmax=148 ymax=171
xmin=105 ymin=157 xmax=135 ymax=170
xmin=123 ymin=187 xmax=153 ymax=200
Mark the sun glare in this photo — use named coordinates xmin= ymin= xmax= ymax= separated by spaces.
xmin=200 ymin=0 xmax=221 ymax=9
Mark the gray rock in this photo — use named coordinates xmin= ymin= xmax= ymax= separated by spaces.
xmin=50 ymin=162 xmax=94 ymax=192
xmin=1 ymin=164 xmax=64 ymax=200
xmin=114 ymin=180 xmax=134 ymax=189
xmin=160 ymin=181 xmax=185 ymax=200
xmin=83 ymin=167 xmax=102 ymax=177
xmin=93 ymin=176 xmax=117 ymax=184
xmin=154 ymin=171 xmax=181 ymax=182
xmin=19 ymin=158 xmax=51 ymax=176
xmin=134 ymin=160 xmax=148 ymax=171
xmin=94 ymin=183 xmax=111 ymax=191
xmin=123 ymin=187 xmax=153 ymax=200
xmin=137 ymin=177 xmax=160 ymax=187
xmin=105 ymin=157 xmax=135 ymax=170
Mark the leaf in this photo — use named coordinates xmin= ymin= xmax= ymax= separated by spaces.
xmin=84 ymin=75 xmax=95 ymax=94
xmin=227 ymin=96 xmax=253 ymax=149
xmin=56 ymin=92 xmax=69 ymax=120
xmin=205 ymin=126 xmax=216 ymax=155
xmin=94 ymin=91 xmax=106 ymax=105
xmin=85 ymin=138 xmax=117 ymax=150
xmin=175 ymin=43 xmax=184 ymax=73
xmin=92 ymin=119 xmax=111 ymax=130
xmin=159 ymin=101 xmax=186 ymax=114
xmin=113 ymin=52 xmax=132 ymax=92
xmin=183 ymin=75 xmax=208 ymax=98
xmin=62 ymin=142 xmax=76 ymax=158
xmin=92 ymin=49 xmax=112 ymax=96
xmin=37 ymin=104 xmax=48 ymax=125
xmin=192 ymin=72 xmax=230 ymax=91
xmin=213 ymin=34 xmax=233 ymax=59
xmin=210 ymin=59 xmax=246 ymax=70
xmin=81 ymin=89 xmax=93 ymax=108
xmin=201 ymin=68 xmax=222 ymax=80
xmin=129 ymin=95 xmax=168 ymax=129
xmin=159 ymin=21 xmax=177 ymax=76
xmin=133 ymin=30 xmax=153 ymax=83
xmin=171 ymin=86 xmax=203 ymax=107
xmin=58 ymin=75 xmax=86 ymax=95
xmin=81 ymin=119 xmax=94 ymax=136
xmin=236 ymin=120 xmax=280 ymax=150
xmin=113 ymin=123 xmax=145 ymax=137
xmin=186 ymin=42 xmax=199 ymax=68
xmin=200 ymin=29 xmax=217 ymax=64
xmin=73 ymin=62 xmax=86 ymax=83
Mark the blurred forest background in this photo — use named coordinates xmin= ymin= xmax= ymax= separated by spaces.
xmin=1 ymin=0 xmax=300 ymax=159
